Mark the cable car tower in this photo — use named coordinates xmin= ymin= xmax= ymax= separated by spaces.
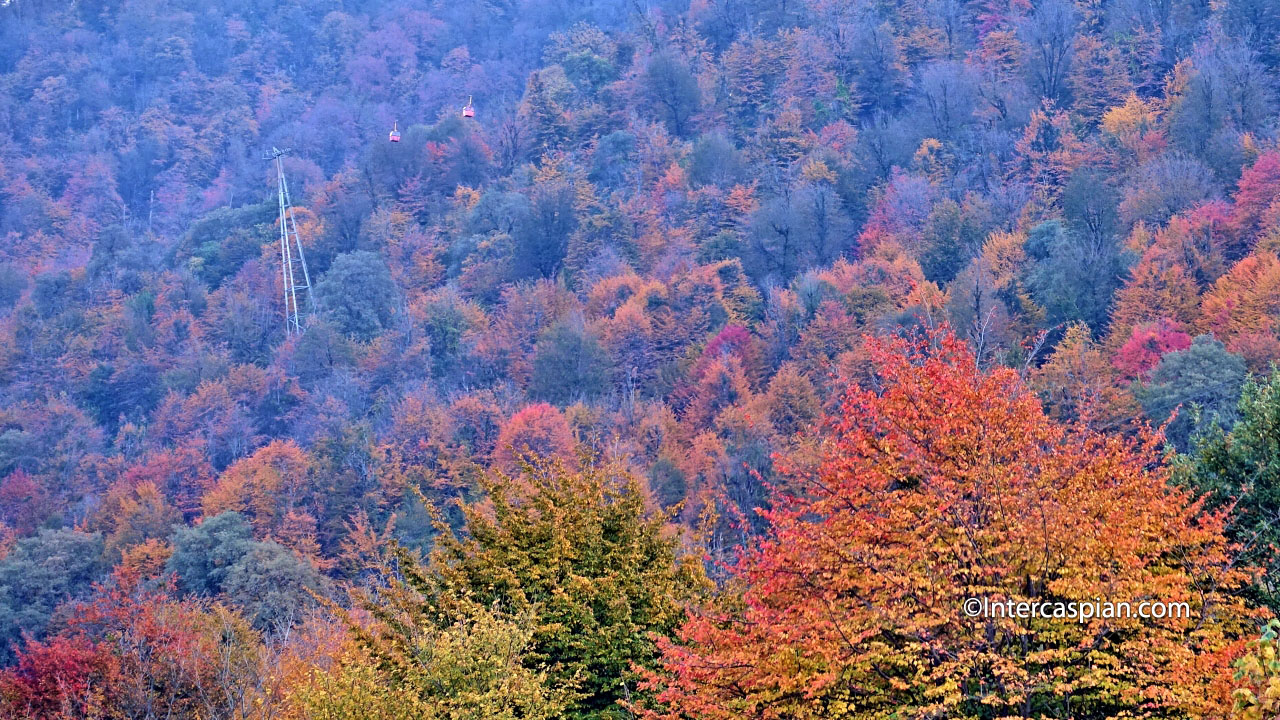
xmin=266 ymin=147 xmax=313 ymax=336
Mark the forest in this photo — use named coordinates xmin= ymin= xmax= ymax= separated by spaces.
xmin=2 ymin=0 xmax=1280 ymax=716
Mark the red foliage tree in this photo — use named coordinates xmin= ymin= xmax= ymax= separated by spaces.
xmin=0 ymin=571 xmax=262 ymax=720
xmin=0 ymin=634 xmax=117 ymax=720
xmin=1234 ymin=151 xmax=1280 ymax=238
xmin=1112 ymin=318 xmax=1192 ymax=380
xmin=0 ymin=471 xmax=51 ymax=535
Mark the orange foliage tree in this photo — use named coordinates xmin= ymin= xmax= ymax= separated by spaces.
xmin=639 ymin=330 xmax=1255 ymax=720
xmin=202 ymin=439 xmax=312 ymax=534
xmin=493 ymin=402 xmax=576 ymax=472
xmin=1200 ymin=252 xmax=1280 ymax=371
xmin=1032 ymin=322 xmax=1139 ymax=428
xmin=1107 ymin=248 xmax=1199 ymax=346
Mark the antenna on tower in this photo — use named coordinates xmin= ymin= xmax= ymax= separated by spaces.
xmin=265 ymin=147 xmax=313 ymax=337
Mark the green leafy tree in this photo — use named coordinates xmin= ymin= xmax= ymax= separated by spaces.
xmin=309 ymin=599 xmax=566 ymax=720
xmin=0 ymin=264 xmax=26 ymax=313
xmin=1177 ymin=370 xmax=1280 ymax=609
xmin=1233 ymin=619 xmax=1280 ymax=720
xmin=546 ymin=22 xmax=618 ymax=96
xmin=514 ymin=161 xmax=578 ymax=280
xmin=1023 ymin=219 xmax=1129 ymax=330
xmin=223 ymin=539 xmax=325 ymax=631
xmin=168 ymin=511 xmax=324 ymax=630
xmin=529 ymin=314 xmax=610 ymax=405
xmin=80 ymin=360 xmax=163 ymax=433
xmin=641 ymin=52 xmax=699 ymax=137
xmin=520 ymin=70 xmax=571 ymax=158
xmin=398 ymin=458 xmax=707 ymax=720
xmin=179 ymin=201 xmax=276 ymax=288
xmin=30 ymin=270 xmax=79 ymax=318
xmin=0 ymin=529 xmax=105 ymax=663
xmin=688 ymin=133 xmax=745 ymax=188
xmin=1137 ymin=335 xmax=1247 ymax=451
xmin=316 ymin=250 xmax=400 ymax=341
xmin=166 ymin=511 xmax=254 ymax=596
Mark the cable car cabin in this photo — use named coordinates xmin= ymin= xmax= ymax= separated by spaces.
xmin=389 ymin=122 xmax=401 ymax=142
xmin=461 ymin=96 xmax=475 ymax=119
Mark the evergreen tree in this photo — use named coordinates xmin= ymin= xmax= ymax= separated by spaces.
xmin=1177 ymin=369 xmax=1280 ymax=610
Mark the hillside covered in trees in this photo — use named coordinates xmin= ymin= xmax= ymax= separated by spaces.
xmin=3 ymin=0 xmax=1280 ymax=716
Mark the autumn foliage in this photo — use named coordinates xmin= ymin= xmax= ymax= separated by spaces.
xmin=640 ymin=332 xmax=1255 ymax=719
xmin=0 ymin=570 xmax=261 ymax=720
xmin=4 ymin=0 xmax=1280 ymax=715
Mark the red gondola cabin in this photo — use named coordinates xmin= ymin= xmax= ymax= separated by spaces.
xmin=462 ymin=96 xmax=474 ymax=119
xmin=389 ymin=122 xmax=401 ymax=142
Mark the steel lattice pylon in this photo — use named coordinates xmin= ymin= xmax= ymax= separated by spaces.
xmin=267 ymin=147 xmax=313 ymax=336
